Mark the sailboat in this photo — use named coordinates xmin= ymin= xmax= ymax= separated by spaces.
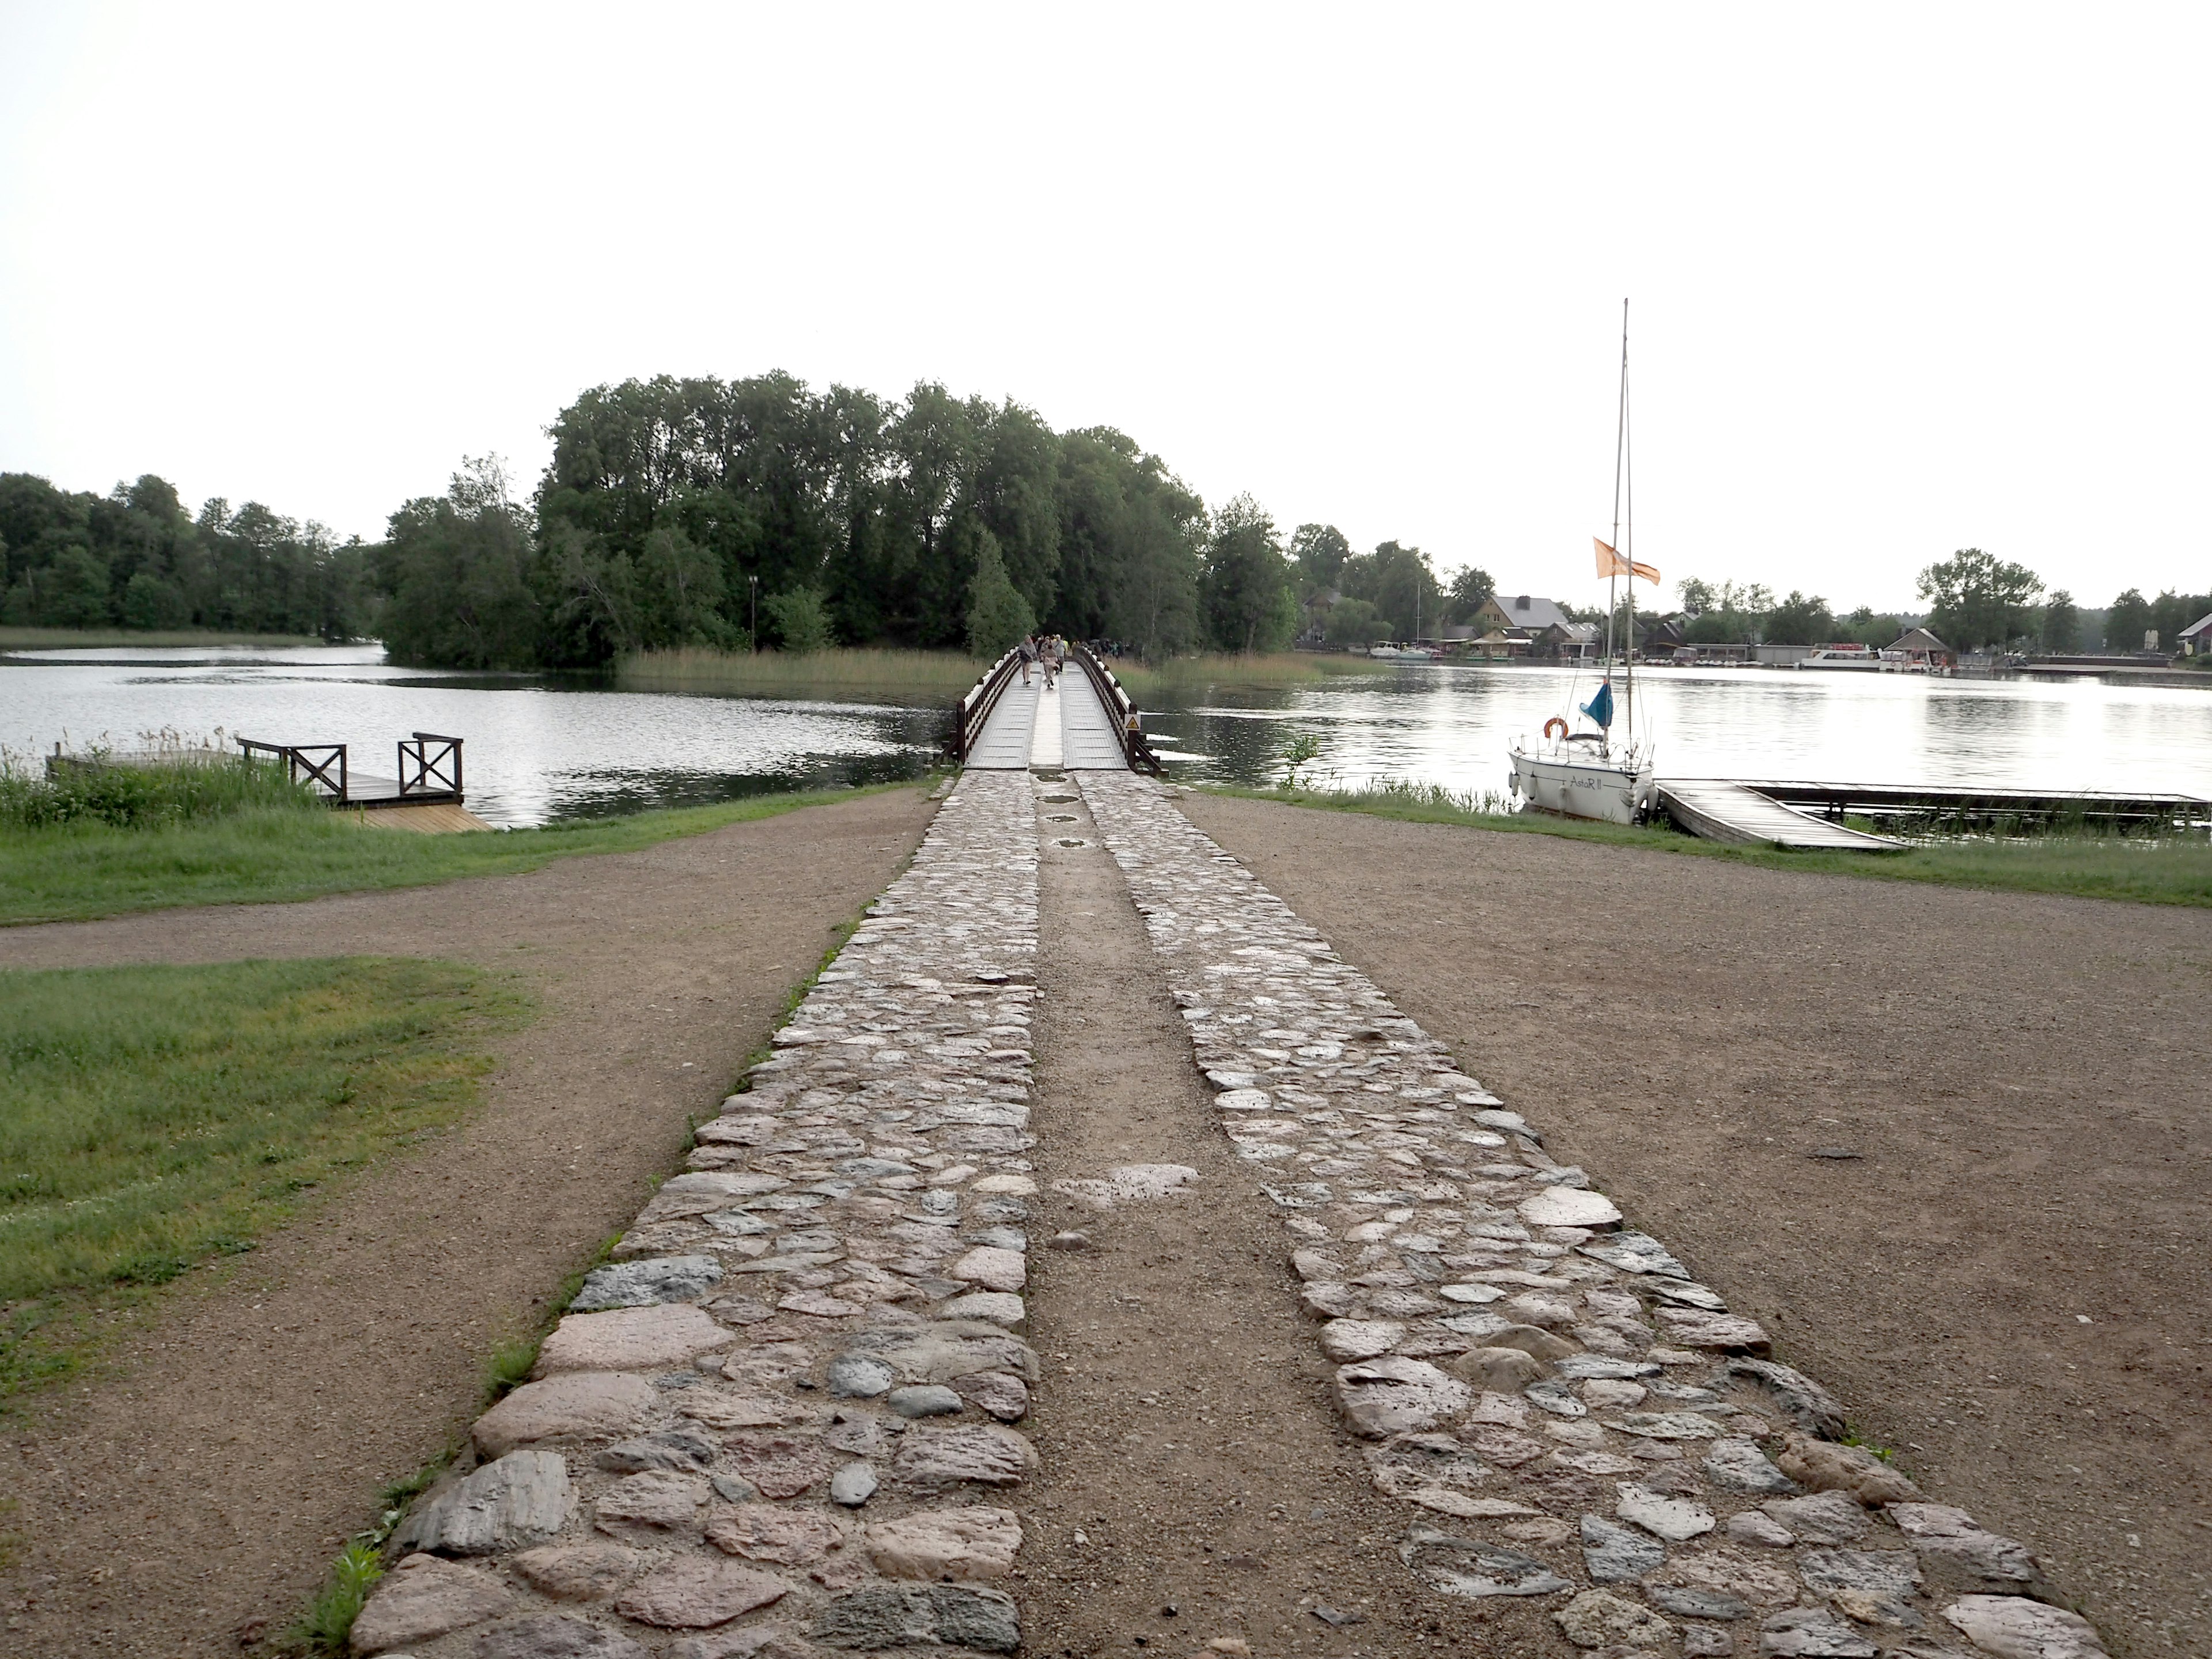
xmin=1509 ymin=300 xmax=1660 ymax=824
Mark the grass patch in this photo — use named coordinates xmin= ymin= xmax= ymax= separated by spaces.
xmin=287 ymin=1541 xmax=383 ymax=1657
xmin=1207 ymin=780 xmax=2212 ymax=908
xmin=0 ymin=626 xmax=325 ymax=650
xmin=2 ymin=748 xmax=321 ymax=831
xmin=1112 ymin=652 xmax=1379 ymax=697
xmin=0 ymin=781 xmax=919 ymax=925
xmin=0 ymin=957 xmax=526 ymax=1407
xmin=620 ymin=645 xmax=990 ymax=704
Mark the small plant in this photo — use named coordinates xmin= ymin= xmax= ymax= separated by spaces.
xmin=1278 ymin=733 xmax=1325 ymax=790
xmin=482 ymin=1337 xmax=539 ymax=1403
xmin=287 ymin=1541 xmax=382 ymax=1656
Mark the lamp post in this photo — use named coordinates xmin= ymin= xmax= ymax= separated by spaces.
xmin=749 ymin=575 xmax=759 ymax=653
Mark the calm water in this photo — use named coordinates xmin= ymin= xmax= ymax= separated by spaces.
xmin=4 ymin=646 xmax=2208 ymax=825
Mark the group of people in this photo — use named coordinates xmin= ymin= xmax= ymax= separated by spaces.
xmin=1016 ymin=632 xmax=1067 ymax=686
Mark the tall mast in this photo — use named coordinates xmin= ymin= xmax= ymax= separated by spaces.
xmin=1607 ymin=298 xmax=1628 ymax=755
xmin=1622 ymin=299 xmax=1634 ymax=746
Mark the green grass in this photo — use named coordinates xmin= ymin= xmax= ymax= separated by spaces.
xmin=2 ymin=748 xmax=320 ymax=830
xmin=0 ymin=957 xmax=526 ymax=1406
xmin=1112 ymin=651 xmax=1379 ymax=696
xmin=0 ymin=626 xmax=326 ymax=650
xmin=1207 ymin=780 xmax=2212 ymax=908
xmin=619 ymin=645 xmax=991 ymax=703
xmin=0 ymin=781 xmax=919 ymax=925
xmin=288 ymin=1542 xmax=383 ymax=1657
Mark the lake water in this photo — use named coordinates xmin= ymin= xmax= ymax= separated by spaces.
xmin=3 ymin=646 xmax=2208 ymax=825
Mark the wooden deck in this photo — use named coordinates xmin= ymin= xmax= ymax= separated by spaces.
xmin=1658 ymin=779 xmax=1906 ymax=851
xmin=350 ymin=802 xmax=494 ymax=833
xmin=964 ymin=669 xmax=1129 ymax=771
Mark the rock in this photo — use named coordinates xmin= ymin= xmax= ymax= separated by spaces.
xmin=1505 ymin=1293 xmax=1581 ymax=1331
xmin=706 ymin=1504 xmax=846 ymax=1566
xmin=1319 ymin=1319 xmax=1405 ymax=1361
xmin=1724 ymin=1359 xmax=1847 ymax=1438
xmin=938 ymin=1291 xmax=1025 ymax=1327
xmin=968 ymin=1174 xmax=1037 ymax=1195
xmin=472 ymin=1373 xmax=657 ymax=1459
xmin=1518 ymin=1188 xmax=1623 ymax=1229
xmin=1584 ymin=1379 xmax=1647 ymax=1410
xmin=1484 ymin=1324 xmax=1580 ymax=1362
xmin=1334 ymin=1355 xmax=1473 ymax=1438
xmin=946 ymin=1247 xmax=1027 ymax=1293
xmin=1888 ymin=1505 xmax=2041 ymax=1589
xmin=950 ymin=1370 xmax=1029 ymax=1422
xmin=474 ymin=1615 xmax=650 ymax=1658
xmin=1683 ymin=1624 xmax=1737 ymax=1656
xmin=1581 ymin=1514 xmax=1666 ymax=1581
xmin=1552 ymin=1588 xmax=1673 ymax=1649
xmin=1449 ymin=1347 xmax=1547 ymax=1393
xmin=1774 ymin=1433 xmax=1922 ymax=1505
xmin=888 ymin=1384 xmax=964 ymax=1418
xmin=595 ymin=1430 xmax=718 ymax=1474
xmin=1407 ymin=1487 xmax=1537 ymax=1520
xmin=711 ymin=1475 xmax=760 ymax=1504
xmin=826 ymin=1355 xmax=895 ymax=1397
xmin=1618 ymin=1482 xmax=1715 ymax=1540
xmin=723 ymin=1432 xmax=831 ymax=1498
xmin=813 ymin=1585 xmax=1021 ymax=1652
xmin=1795 ymin=1548 xmax=1921 ymax=1600
xmin=1726 ymin=1512 xmax=1798 ymax=1548
xmin=1705 ymin=1437 xmax=1798 ymax=1495
xmin=1651 ymin=1547 xmax=1802 ymax=1608
xmin=1646 ymin=1584 xmax=1749 ymax=1621
xmin=571 ymin=1256 xmax=724 ymax=1311
xmin=1578 ymin=1232 xmax=1688 ymax=1278
xmin=866 ymin=1507 xmax=1022 ymax=1580
xmin=1525 ymin=1381 xmax=1587 ymax=1418
xmin=637 ymin=1172 xmax=790 ymax=1223
xmin=1366 ymin=1432 xmax=1491 ymax=1496
xmin=679 ymin=1391 xmax=798 ymax=1431
xmin=1555 ymin=1355 xmax=1662 ymax=1380
xmin=616 ymin=1558 xmax=791 ymax=1628
xmin=1762 ymin=1606 xmax=1879 ymax=1656
xmin=1300 ymin=1282 xmax=1361 ymax=1320
xmin=779 ymin=1290 xmax=865 ymax=1319
xmin=594 ymin=1470 xmax=708 ymax=1536
xmin=1045 ymin=1231 xmax=1092 ymax=1250
xmin=395 ymin=1452 xmax=573 ymax=1556
xmin=1940 ymin=1595 xmax=2109 ymax=1659
xmin=1827 ymin=1587 xmax=1919 ymax=1629
xmin=830 ymin=1462 xmax=879 ymax=1506
xmin=663 ymin=1623 xmax=817 ymax=1659
xmin=893 ymin=1423 xmax=1035 ymax=1484
xmin=1399 ymin=1526 xmax=1578 ymax=1597
xmin=1654 ymin=1308 xmax=1771 ymax=1354
xmin=1439 ymin=1282 xmax=1506 ymax=1304
xmin=510 ymin=1543 xmax=649 ymax=1602
xmin=1609 ymin=1411 xmax=1726 ymax=1440
xmin=823 ymin=1414 xmax=889 ymax=1456
xmin=1761 ymin=1491 xmax=1870 ymax=1544
xmin=535 ymin=1305 xmax=736 ymax=1375
xmin=350 ymin=1556 xmax=514 ymax=1653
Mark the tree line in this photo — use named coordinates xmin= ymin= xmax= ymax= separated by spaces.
xmin=0 ymin=473 xmax=370 ymax=637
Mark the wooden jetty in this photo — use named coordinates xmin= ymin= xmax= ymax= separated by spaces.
xmin=237 ymin=732 xmax=467 ymax=811
xmin=1658 ymin=780 xmax=1906 ymax=851
xmin=947 ymin=645 xmax=1158 ymax=772
xmin=1725 ymin=778 xmax=2212 ymax=832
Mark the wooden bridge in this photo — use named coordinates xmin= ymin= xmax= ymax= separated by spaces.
xmin=950 ymin=643 xmax=1161 ymax=772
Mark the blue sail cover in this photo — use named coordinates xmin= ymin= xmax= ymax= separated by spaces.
xmin=1580 ymin=679 xmax=1615 ymax=729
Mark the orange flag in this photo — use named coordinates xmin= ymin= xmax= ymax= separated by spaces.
xmin=1594 ymin=537 xmax=1661 ymax=585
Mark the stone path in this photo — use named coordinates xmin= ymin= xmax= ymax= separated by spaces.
xmin=349 ymin=767 xmax=2111 ymax=1659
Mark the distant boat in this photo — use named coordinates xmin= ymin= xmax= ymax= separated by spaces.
xmin=1368 ymin=643 xmax=1434 ymax=661
xmin=1510 ymin=300 xmax=1658 ymax=826
xmin=1798 ymin=645 xmax=1888 ymax=672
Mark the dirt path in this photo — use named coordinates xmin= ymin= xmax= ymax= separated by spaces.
xmin=1183 ymin=792 xmax=2212 ymax=1658
xmin=0 ymin=788 xmax=935 ymax=1658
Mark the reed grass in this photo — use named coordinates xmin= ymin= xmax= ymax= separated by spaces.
xmin=1208 ymin=780 xmax=2212 ymax=908
xmin=0 ymin=957 xmax=523 ymax=1404
xmin=619 ymin=646 xmax=991 ymax=703
xmin=0 ymin=744 xmax=320 ymax=831
xmin=0 ymin=626 xmax=325 ymax=650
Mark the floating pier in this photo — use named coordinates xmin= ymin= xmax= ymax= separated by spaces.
xmin=1657 ymin=779 xmax=1906 ymax=851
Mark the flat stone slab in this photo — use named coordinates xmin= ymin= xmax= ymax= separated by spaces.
xmin=946 ymin=1247 xmax=1027 ymax=1292
xmin=705 ymin=1503 xmax=847 ymax=1566
xmin=1654 ymin=1306 xmax=1771 ymax=1353
xmin=1552 ymin=1588 xmax=1673 ymax=1649
xmin=1942 ymin=1594 xmax=2110 ymax=1658
xmin=475 ymin=1613 xmax=650 ymax=1658
xmin=1400 ymin=1527 xmax=1576 ymax=1598
xmin=593 ymin=1469 xmax=707 ymax=1535
xmin=571 ymin=1255 xmax=724 ymax=1310
xmin=1616 ymin=1482 xmax=1714 ymax=1540
xmin=1580 ymin=1514 xmax=1665 ymax=1581
xmin=395 ymin=1452 xmax=573 ymax=1556
xmin=1334 ymin=1355 xmax=1472 ymax=1438
xmin=1517 ymin=1187 xmax=1623 ymax=1229
xmin=535 ymin=1305 xmax=736 ymax=1375
xmin=814 ymin=1584 xmax=1020 ymax=1652
xmin=892 ymin=1423 xmax=1036 ymax=1486
xmin=473 ymin=1373 xmax=656 ymax=1459
xmin=616 ymin=1557 xmax=791 ymax=1628
xmin=866 ymin=1507 xmax=1022 ymax=1580
xmin=510 ymin=1542 xmax=649 ymax=1602
xmin=1703 ymin=1435 xmax=1798 ymax=1495
xmin=349 ymin=1554 xmax=514 ymax=1652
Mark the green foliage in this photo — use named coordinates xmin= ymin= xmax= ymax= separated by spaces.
xmin=1917 ymin=548 xmax=2043 ymax=652
xmin=0 ymin=471 xmax=370 ymax=639
xmin=1763 ymin=590 xmax=1836 ymax=647
xmin=1445 ymin=564 xmax=1497 ymax=623
xmin=963 ymin=531 xmax=1035 ymax=657
xmin=484 ymin=1338 xmax=540 ymax=1402
xmin=1323 ymin=597 xmax=1385 ymax=647
xmin=763 ymin=585 xmax=835 ymax=653
xmin=1336 ymin=539 xmax=1443 ymax=639
xmin=1290 ymin=523 xmax=1352 ymax=598
xmin=0 ymin=749 xmax=319 ymax=830
xmin=0 ymin=958 xmax=521 ymax=1403
xmin=1201 ymin=496 xmax=1298 ymax=654
xmin=2041 ymin=589 xmax=2080 ymax=653
xmin=618 ymin=646 xmax=988 ymax=703
xmin=0 ymin=783 xmax=907 ymax=925
xmin=289 ymin=1541 xmax=384 ymax=1656
xmin=1278 ymin=732 xmax=1325 ymax=788
xmin=2103 ymin=588 xmax=2212 ymax=654
xmin=378 ymin=458 xmax=540 ymax=668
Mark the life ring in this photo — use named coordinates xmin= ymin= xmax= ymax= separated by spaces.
xmin=1543 ymin=717 xmax=1569 ymax=741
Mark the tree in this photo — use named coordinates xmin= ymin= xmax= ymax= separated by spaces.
xmin=763 ymin=585 xmax=834 ymax=653
xmin=381 ymin=460 xmax=541 ymax=667
xmin=2148 ymin=589 xmax=2212 ymax=654
xmin=2103 ymin=588 xmax=2152 ymax=653
xmin=2040 ymin=590 xmax=2080 ymax=653
xmin=1201 ymin=496 xmax=1297 ymax=654
xmin=1763 ymin=590 xmax=1835 ymax=646
xmin=964 ymin=529 xmax=1035 ymax=657
xmin=1916 ymin=548 xmax=2043 ymax=652
xmin=121 ymin=569 xmax=187 ymax=630
xmin=1323 ymin=597 xmax=1385 ymax=647
xmin=1445 ymin=565 xmax=1496 ymax=623
xmin=1290 ymin=524 xmax=1351 ymax=598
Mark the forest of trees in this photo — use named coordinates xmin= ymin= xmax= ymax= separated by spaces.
xmin=0 ymin=472 xmax=370 ymax=637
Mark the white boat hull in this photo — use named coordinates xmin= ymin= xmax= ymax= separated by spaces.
xmin=1512 ymin=749 xmax=1655 ymax=824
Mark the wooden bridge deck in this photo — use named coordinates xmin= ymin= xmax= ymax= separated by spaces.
xmin=1658 ymin=778 xmax=1906 ymax=851
xmin=964 ymin=668 xmax=1128 ymax=771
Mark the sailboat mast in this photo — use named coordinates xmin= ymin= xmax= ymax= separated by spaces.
xmin=1607 ymin=298 xmax=1628 ymax=752
xmin=1622 ymin=300 xmax=1634 ymax=744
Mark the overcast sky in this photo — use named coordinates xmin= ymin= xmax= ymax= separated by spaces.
xmin=3 ymin=3 xmax=2206 ymax=613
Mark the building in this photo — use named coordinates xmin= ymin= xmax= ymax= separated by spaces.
xmin=1474 ymin=593 xmax=1575 ymax=634
xmin=2180 ymin=612 xmax=2212 ymax=657
xmin=1889 ymin=626 xmax=1953 ymax=667
xmin=1468 ymin=596 xmax=1598 ymax=661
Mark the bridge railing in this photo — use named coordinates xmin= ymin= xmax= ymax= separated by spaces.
xmin=1070 ymin=643 xmax=1164 ymax=774
xmin=946 ymin=647 xmax=1025 ymax=762
xmin=238 ymin=738 xmax=349 ymax=800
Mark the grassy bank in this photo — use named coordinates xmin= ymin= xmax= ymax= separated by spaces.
xmin=0 ymin=782 xmax=917 ymax=925
xmin=1207 ymin=781 xmax=2212 ymax=908
xmin=0 ymin=957 xmax=523 ymax=1404
xmin=619 ymin=646 xmax=989 ymax=703
xmin=0 ymin=626 xmax=326 ymax=651
xmin=1112 ymin=651 xmax=1379 ymax=697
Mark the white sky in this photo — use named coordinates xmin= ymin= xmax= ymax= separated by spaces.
xmin=2 ymin=2 xmax=2206 ymax=613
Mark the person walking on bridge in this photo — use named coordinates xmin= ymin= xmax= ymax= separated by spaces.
xmin=1018 ymin=634 xmax=1038 ymax=685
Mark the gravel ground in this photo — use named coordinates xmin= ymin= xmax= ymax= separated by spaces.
xmin=0 ymin=788 xmax=934 ymax=1657
xmin=1183 ymin=791 xmax=2212 ymax=1658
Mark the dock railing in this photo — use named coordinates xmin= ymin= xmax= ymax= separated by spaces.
xmin=238 ymin=738 xmax=348 ymax=800
xmin=399 ymin=732 xmax=464 ymax=799
xmin=948 ymin=647 xmax=1025 ymax=763
xmin=1070 ymin=642 xmax=1164 ymax=774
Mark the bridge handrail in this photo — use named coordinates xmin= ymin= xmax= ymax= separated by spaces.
xmin=238 ymin=737 xmax=349 ymax=800
xmin=1070 ymin=642 xmax=1164 ymax=775
xmin=948 ymin=646 xmax=1025 ymax=762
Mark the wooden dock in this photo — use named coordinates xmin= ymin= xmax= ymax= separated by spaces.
xmin=1658 ymin=779 xmax=1906 ymax=851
